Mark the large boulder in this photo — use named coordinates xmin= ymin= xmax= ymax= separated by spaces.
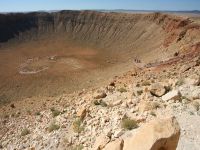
xmin=123 ymin=117 xmax=180 ymax=150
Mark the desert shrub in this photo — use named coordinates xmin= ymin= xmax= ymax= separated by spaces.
xmin=27 ymin=110 xmax=31 ymax=115
xmin=137 ymin=90 xmax=143 ymax=96
xmin=118 ymin=87 xmax=127 ymax=93
xmin=93 ymin=100 xmax=100 ymax=105
xmin=141 ymin=80 xmax=151 ymax=86
xmin=152 ymin=102 xmax=160 ymax=109
xmin=15 ymin=112 xmax=20 ymax=118
xmin=48 ymin=122 xmax=60 ymax=132
xmin=21 ymin=128 xmax=30 ymax=136
xmin=35 ymin=111 xmax=41 ymax=116
xmin=136 ymin=83 xmax=140 ymax=87
xmin=93 ymin=100 xmax=107 ymax=107
xmin=150 ymin=111 xmax=157 ymax=117
xmin=121 ymin=118 xmax=138 ymax=130
xmin=72 ymin=144 xmax=84 ymax=150
xmin=175 ymin=78 xmax=185 ymax=86
xmin=100 ymin=101 xmax=107 ymax=107
xmin=164 ymin=85 xmax=172 ymax=93
xmin=73 ymin=118 xmax=84 ymax=133
xmin=50 ymin=108 xmax=61 ymax=117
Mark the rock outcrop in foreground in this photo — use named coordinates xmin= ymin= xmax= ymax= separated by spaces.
xmin=123 ymin=117 xmax=180 ymax=150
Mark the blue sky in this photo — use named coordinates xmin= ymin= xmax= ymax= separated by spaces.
xmin=0 ymin=0 xmax=200 ymax=12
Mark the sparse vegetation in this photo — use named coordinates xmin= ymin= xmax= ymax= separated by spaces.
xmin=141 ymin=80 xmax=151 ymax=86
xmin=150 ymin=111 xmax=157 ymax=117
xmin=35 ymin=111 xmax=41 ymax=116
xmin=93 ymin=100 xmax=107 ymax=107
xmin=21 ymin=128 xmax=30 ymax=136
xmin=73 ymin=118 xmax=84 ymax=133
xmin=118 ymin=87 xmax=127 ymax=93
xmin=72 ymin=144 xmax=84 ymax=150
xmin=48 ymin=122 xmax=60 ymax=132
xmin=175 ymin=78 xmax=185 ymax=86
xmin=164 ymin=85 xmax=172 ymax=92
xmin=27 ymin=110 xmax=31 ymax=115
xmin=50 ymin=108 xmax=61 ymax=117
xmin=121 ymin=118 xmax=138 ymax=130
xmin=152 ymin=102 xmax=160 ymax=109
xmin=137 ymin=90 xmax=143 ymax=96
xmin=93 ymin=99 xmax=100 ymax=105
xmin=3 ymin=114 xmax=9 ymax=119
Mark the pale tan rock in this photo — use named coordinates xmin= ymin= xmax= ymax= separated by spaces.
xmin=123 ymin=117 xmax=180 ymax=150
xmin=77 ymin=107 xmax=87 ymax=119
xmin=150 ymin=83 xmax=166 ymax=97
xmin=113 ymin=100 xmax=122 ymax=106
xmin=94 ymin=92 xmax=107 ymax=99
xmin=113 ymin=129 xmax=124 ymax=138
xmin=162 ymin=90 xmax=181 ymax=101
xmin=103 ymin=139 xmax=124 ymax=150
xmin=138 ymin=101 xmax=160 ymax=112
xmin=93 ymin=134 xmax=110 ymax=150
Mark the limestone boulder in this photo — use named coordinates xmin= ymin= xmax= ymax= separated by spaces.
xmin=123 ymin=117 xmax=180 ymax=150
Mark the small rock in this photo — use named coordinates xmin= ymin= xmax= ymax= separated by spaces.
xmin=109 ymin=81 xmax=115 ymax=87
xmin=10 ymin=104 xmax=15 ymax=108
xmin=94 ymin=92 xmax=107 ymax=99
xmin=77 ymin=107 xmax=87 ymax=119
xmin=150 ymin=83 xmax=166 ymax=97
xmin=114 ymin=129 xmax=124 ymax=138
xmin=112 ymin=100 xmax=122 ymax=106
xmin=162 ymin=90 xmax=181 ymax=101
xmin=104 ymin=128 xmax=112 ymax=138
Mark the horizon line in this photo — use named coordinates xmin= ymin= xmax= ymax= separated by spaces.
xmin=0 ymin=9 xmax=200 ymax=13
